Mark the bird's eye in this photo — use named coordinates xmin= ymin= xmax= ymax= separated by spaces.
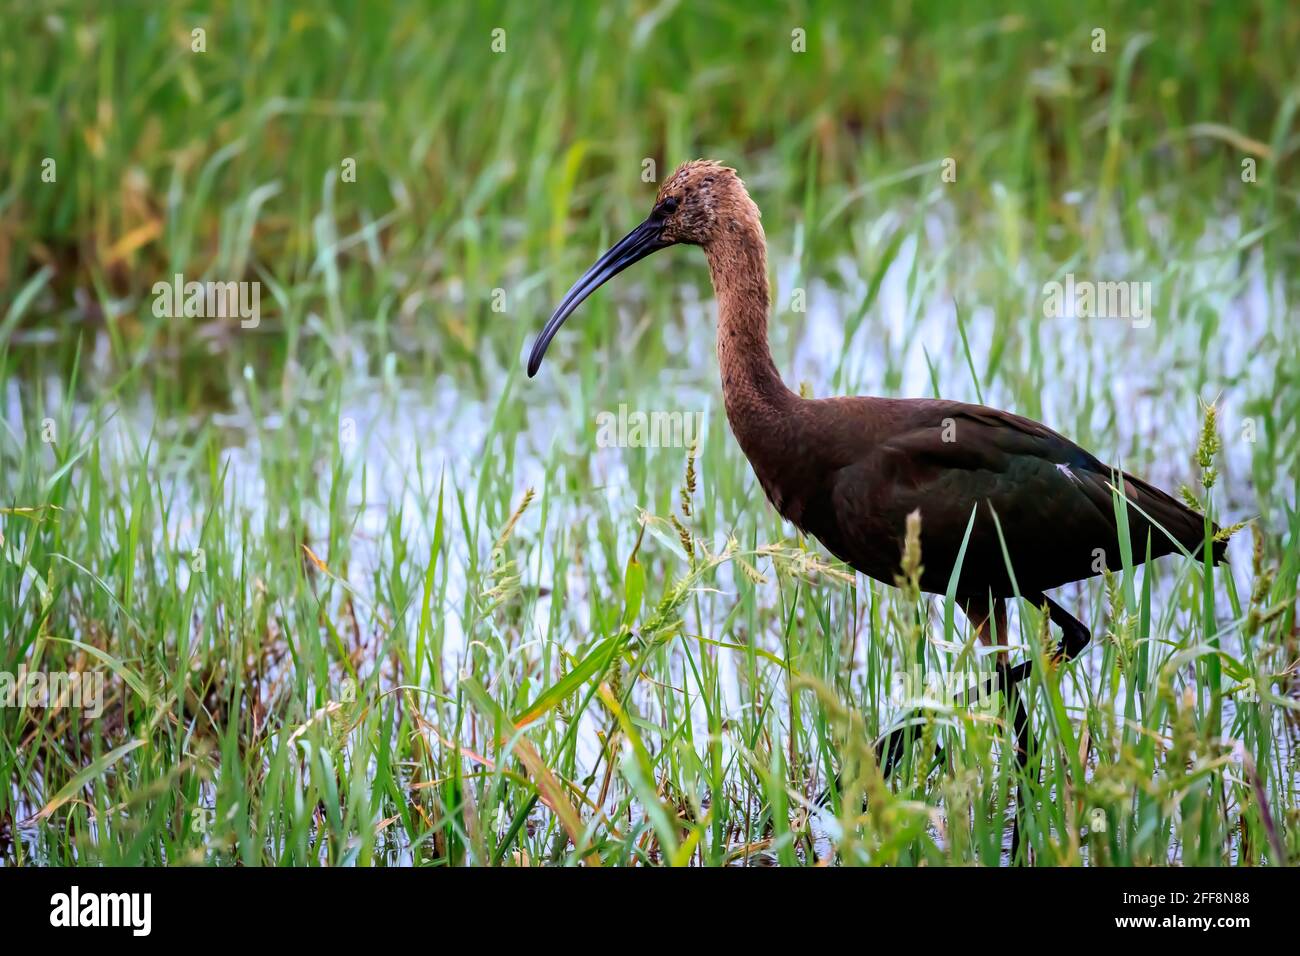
xmin=661 ymin=196 xmax=678 ymax=214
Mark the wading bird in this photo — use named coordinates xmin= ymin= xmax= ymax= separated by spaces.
xmin=527 ymin=159 xmax=1224 ymax=777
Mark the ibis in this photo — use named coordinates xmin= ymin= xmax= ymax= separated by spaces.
xmin=527 ymin=159 xmax=1225 ymax=779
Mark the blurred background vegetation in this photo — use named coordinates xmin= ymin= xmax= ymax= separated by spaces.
xmin=3 ymin=0 xmax=1297 ymax=371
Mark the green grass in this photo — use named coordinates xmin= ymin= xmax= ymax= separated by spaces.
xmin=1 ymin=0 xmax=1298 ymax=865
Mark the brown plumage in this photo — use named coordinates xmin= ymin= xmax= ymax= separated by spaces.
xmin=528 ymin=159 xmax=1224 ymax=774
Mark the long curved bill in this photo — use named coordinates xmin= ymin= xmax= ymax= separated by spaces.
xmin=527 ymin=216 xmax=671 ymax=377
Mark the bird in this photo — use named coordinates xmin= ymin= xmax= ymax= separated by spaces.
xmin=527 ymin=159 xmax=1225 ymax=779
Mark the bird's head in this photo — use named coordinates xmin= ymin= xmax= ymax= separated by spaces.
xmin=655 ymin=159 xmax=756 ymax=246
xmin=527 ymin=159 xmax=757 ymax=376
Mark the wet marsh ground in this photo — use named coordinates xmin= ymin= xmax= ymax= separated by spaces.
xmin=1 ymin=2 xmax=1298 ymax=865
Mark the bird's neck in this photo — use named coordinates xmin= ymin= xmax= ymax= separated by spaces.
xmin=705 ymin=225 xmax=796 ymax=451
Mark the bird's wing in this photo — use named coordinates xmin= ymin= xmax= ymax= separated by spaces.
xmin=825 ymin=402 xmax=1211 ymax=593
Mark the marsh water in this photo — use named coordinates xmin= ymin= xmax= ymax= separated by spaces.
xmin=4 ymin=210 xmax=1295 ymax=864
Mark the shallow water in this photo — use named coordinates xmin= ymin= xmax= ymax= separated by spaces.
xmin=4 ymin=208 xmax=1295 ymax=863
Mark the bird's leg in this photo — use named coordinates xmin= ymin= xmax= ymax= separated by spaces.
xmin=876 ymin=592 xmax=1088 ymax=796
xmin=992 ymin=599 xmax=1009 ymax=661
xmin=996 ymin=597 xmax=1035 ymax=863
xmin=963 ymin=595 xmax=1010 ymax=661
xmin=983 ymin=598 xmax=1028 ymax=769
xmin=1039 ymin=593 xmax=1092 ymax=662
xmin=961 ymin=597 xmax=1033 ymax=768
xmin=871 ymin=599 xmax=999 ymax=780
xmin=1002 ymin=591 xmax=1095 ymax=863
xmin=961 ymin=598 xmax=1023 ymax=731
xmin=962 ymin=596 xmax=1011 ymax=707
xmin=963 ymin=596 xmax=992 ymax=650
xmin=1006 ymin=663 xmax=1034 ymax=861
xmin=967 ymin=597 xmax=1034 ymax=861
xmin=876 ymin=597 xmax=1019 ymax=776
xmin=1009 ymin=595 xmax=1092 ymax=862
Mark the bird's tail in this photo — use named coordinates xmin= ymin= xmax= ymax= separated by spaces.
xmin=1119 ymin=470 xmax=1228 ymax=565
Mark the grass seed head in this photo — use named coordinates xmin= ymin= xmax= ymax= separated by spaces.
xmin=679 ymin=441 xmax=697 ymax=517
xmin=1196 ymin=401 xmax=1221 ymax=489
